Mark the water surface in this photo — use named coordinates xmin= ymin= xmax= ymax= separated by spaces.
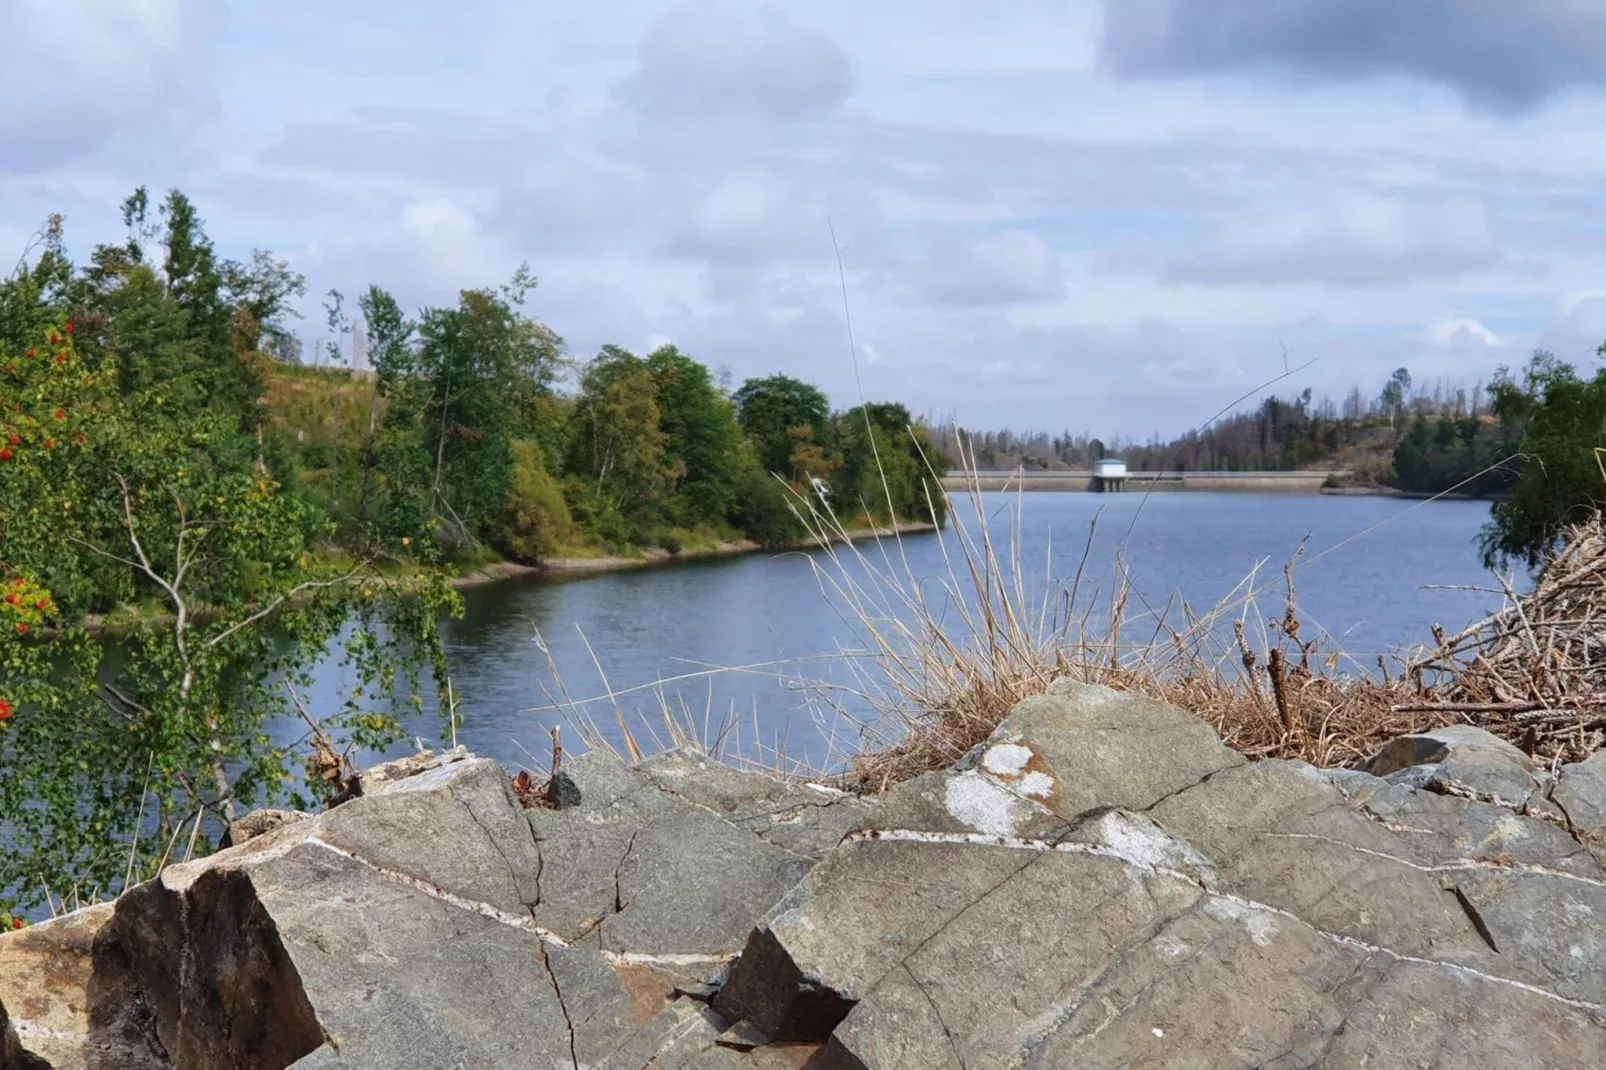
xmin=302 ymin=492 xmax=1501 ymax=772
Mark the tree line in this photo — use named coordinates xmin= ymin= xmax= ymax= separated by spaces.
xmin=0 ymin=189 xmax=946 ymax=913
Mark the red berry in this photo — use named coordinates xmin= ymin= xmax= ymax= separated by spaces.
xmin=34 ymin=599 xmax=48 ymax=610
xmin=0 ymin=698 xmax=11 ymax=721
xmin=64 ymin=323 xmax=73 ymax=334
xmin=0 ymin=449 xmax=11 ymax=461
xmin=9 ymin=919 xmax=20 ymax=930
xmin=14 ymin=623 xmax=26 ymax=635
xmin=3 ymin=594 xmax=16 ymax=605
xmin=54 ymin=410 xmax=65 ymax=421
xmin=25 ymin=348 xmax=35 ymax=359
xmin=55 ymin=353 xmax=67 ymax=364
xmin=43 ymin=439 xmax=53 ymax=450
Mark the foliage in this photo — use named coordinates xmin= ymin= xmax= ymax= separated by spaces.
xmin=733 ymin=374 xmax=830 ymax=477
xmin=1481 ymin=351 xmax=1606 ymax=568
xmin=1391 ymin=413 xmax=1518 ymax=498
xmin=0 ymin=202 xmax=459 ymax=913
xmin=492 ymin=439 xmax=571 ymax=562
xmin=832 ymin=403 xmax=950 ymax=526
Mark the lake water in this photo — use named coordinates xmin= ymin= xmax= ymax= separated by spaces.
xmin=298 ymin=492 xmax=1502 ymax=776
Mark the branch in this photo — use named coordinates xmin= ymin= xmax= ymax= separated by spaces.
xmin=203 ymin=563 xmax=370 ymax=651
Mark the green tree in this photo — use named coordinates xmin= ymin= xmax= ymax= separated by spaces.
xmin=0 ymin=313 xmax=457 ymax=913
xmin=644 ymin=345 xmax=744 ymax=528
xmin=1481 ymin=351 xmax=1606 ymax=568
xmin=832 ymin=403 xmax=949 ymax=526
xmin=733 ymin=374 xmax=830 ymax=477
xmin=492 ymin=439 xmax=572 ymax=562
xmin=377 ymin=271 xmax=564 ymax=554
xmin=567 ymin=351 xmax=673 ymax=538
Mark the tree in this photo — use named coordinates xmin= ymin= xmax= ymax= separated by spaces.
xmin=832 ymin=403 xmax=949 ymax=525
xmin=1481 ymin=351 xmax=1606 ymax=568
xmin=0 ymin=313 xmax=457 ymax=912
xmin=642 ymin=345 xmax=744 ymax=528
xmin=567 ymin=353 xmax=673 ymax=535
xmin=733 ymin=375 xmax=830 ymax=477
xmin=1381 ymin=367 xmax=1412 ymax=429
xmin=377 ymin=274 xmax=564 ymax=554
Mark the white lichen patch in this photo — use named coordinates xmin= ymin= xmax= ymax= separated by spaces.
xmin=945 ymin=770 xmax=1033 ymax=837
xmin=1204 ymin=897 xmax=1279 ymax=947
xmin=1094 ymin=811 xmax=1216 ymax=884
xmin=982 ymin=743 xmax=1034 ymax=776
xmin=1018 ymin=771 xmax=1056 ymax=799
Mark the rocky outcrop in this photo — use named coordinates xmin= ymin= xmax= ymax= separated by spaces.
xmin=4 ymin=687 xmax=1606 ymax=1068
xmin=716 ymin=683 xmax=1606 ymax=1067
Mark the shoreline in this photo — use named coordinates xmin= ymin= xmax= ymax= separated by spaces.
xmin=448 ymin=520 xmax=941 ymax=587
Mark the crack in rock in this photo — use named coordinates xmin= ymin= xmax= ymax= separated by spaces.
xmin=844 ymin=826 xmax=1606 ymax=1015
xmin=307 ymin=837 xmax=570 ymax=946
xmin=1260 ymin=832 xmax=1606 ymax=891
xmin=903 ymin=963 xmax=966 ymax=1070
xmin=537 ymin=945 xmax=579 ymax=1070
xmin=453 ymin=792 xmax=532 ymax=909
xmin=1447 ymin=885 xmax=1501 ymax=954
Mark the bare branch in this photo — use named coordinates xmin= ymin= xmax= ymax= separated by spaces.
xmin=203 ymin=563 xmax=370 ymax=651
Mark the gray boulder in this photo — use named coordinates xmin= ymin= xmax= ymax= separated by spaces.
xmin=9 ymin=743 xmax=845 ymax=1068
xmin=1556 ymin=751 xmax=1606 ymax=831
xmin=1366 ymin=723 xmax=1546 ymax=809
xmin=716 ymin=681 xmax=1606 ymax=1068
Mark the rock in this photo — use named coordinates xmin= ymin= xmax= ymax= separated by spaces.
xmin=1556 ymin=751 xmax=1606 ymax=830
xmin=219 ymin=809 xmax=310 ymax=849
xmin=527 ymin=750 xmax=819 ymax=991
xmin=0 ymin=902 xmax=166 ymax=1070
xmin=1366 ymin=724 xmax=1544 ymax=808
xmin=353 ymin=744 xmax=469 ymax=793
xmin=3 ymin=742 xmax=844 ymax=1069
xmin=716 ymin=683 xmax=1606 ymax=1067
xmin=634 ymin=747 xmax=876 ymax=857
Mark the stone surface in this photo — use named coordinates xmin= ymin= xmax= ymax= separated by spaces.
xmin=4 ymin=742 xmax=842 ymax=1069
xmin=1367 ymin=723 xmax=1545 ymax=808
xmin=634 ymin=748 xmax=875 ymax=858
xmin=1557 ymin=750 xmax=1606 ymax=830
xmin=527 ymin=750 xmax=818 ymax=990
xmin=12 ymin=686 xmax=1606 ymax=1068
xmin=0 ymin=903 xmax=166 ymax=1070
xmin=220 ymin=809 xmax=310 ymax=849
xmin=717 ymin=681 xmax=1606 ymax=1068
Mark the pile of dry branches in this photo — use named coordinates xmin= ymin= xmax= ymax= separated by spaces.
xmin=1400 ymin=515 xmax=1606 ymax=764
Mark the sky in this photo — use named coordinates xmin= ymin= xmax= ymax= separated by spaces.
xmin=6 ymin=1 xmax=1606 ymax=439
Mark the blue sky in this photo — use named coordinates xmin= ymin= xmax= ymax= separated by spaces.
xmin=6 ymin=1 xmax=1606 ymax=436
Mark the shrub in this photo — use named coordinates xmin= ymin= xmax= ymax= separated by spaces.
xmin=491 ymin=440 xmax=571 ymax=563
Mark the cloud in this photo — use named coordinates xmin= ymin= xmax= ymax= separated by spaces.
xmin=615 ymin=2 xmax=854 ymax=120
xmin=665 ymin=173 xmax=814 ymax=261
xmin=1538 ymin=291 xmax=1606 ymax=359
xmin=300 ymin=198 xmax=520 ymax=312
xmin=920 ymin=229 xmax=1066 ymax=306
xmin=1428 ymin=318 xmax=1504 ymax=347
xmin=0 ymin=0 xmax=222 ymax=165
xmin=1110 ymin=194 xmax=1503 ymax=287
xmin=1098 ymin=0 xmax=1606 ymax=111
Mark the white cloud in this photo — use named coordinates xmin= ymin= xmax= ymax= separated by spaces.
xmin=615 ymin=3 xmax=853 ymax=120
xmin=7 ymin=1 xmax=1606 ymax=435
xmin=1428 ymin=318 xmax=1503 ymax=347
